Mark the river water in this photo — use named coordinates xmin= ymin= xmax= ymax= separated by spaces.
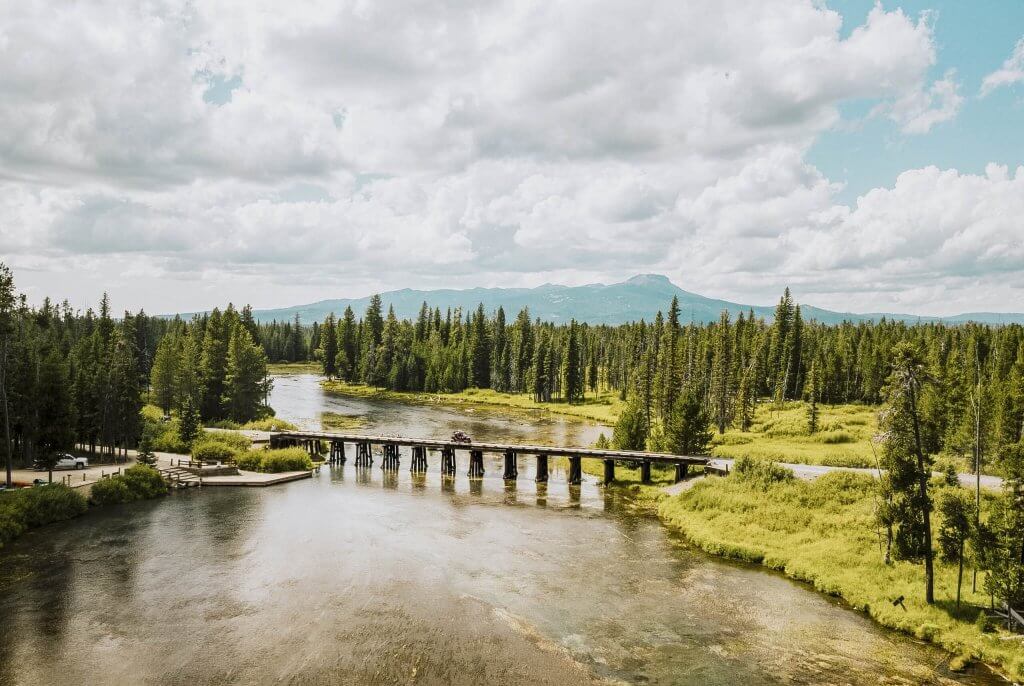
xmin=0 ymin=374 xmax=1003 ymax=685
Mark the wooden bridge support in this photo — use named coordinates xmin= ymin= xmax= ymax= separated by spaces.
xmin=674 ymin=463 xmax=688 ymax=483
xmin=381 ymin=444 xmax=400 ymax=471
xmin=441 ymin=447 xmax=456 ymax=475
xmin=329 ymin=440 xmax=346 ymax=464
xmin=503 ymin=450 xmax=518 ymax=480
xmin=468 ymin=450 xmax=485 ymax=478
xmin=603 ymin=459 xmax=615 ymax=485
xmin=410 ymin=446 xmax=428 ymax=472
xmin=355 ymin=441 xmax=373 ymax=468
xmin=535 ymin=454 xmax=548 ymax=483
xmin=568 ymin=456 xmax=582 ymax=485
xmin=640 ymin=460 xmax=651 ymax=484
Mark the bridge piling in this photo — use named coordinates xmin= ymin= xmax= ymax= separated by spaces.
xmin=381 ymin=444 xmax=400 ymax=471
xmin=640 ymin=460 xmax=651 ymax=484
xmin=503 ymin=450 xmax=518 ymax=480
xmin=441 ymin=447 xmax=456 ymax=475
xmin=410 ymin=446 xmax=427 ymax=472
xmin=674 ymin=463 xmax=688 ymax=483
xmin=535 ymin=454 xmax=548 ymax=483
xmin=355 ymin=441 xmax=372 ymax=468
xmin=603 ymin=459 xmax=615 ymax=485
xmin=468 ymin=450 xmax=485 ymax=478
xmin=568 ymin=456 xmax=582 ymax=485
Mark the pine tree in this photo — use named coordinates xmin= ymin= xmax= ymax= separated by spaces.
xmin=150 ymin=335 xmax=178 ymax=415
xmin=562 ymin=320 xmax=584 ymax=404
xmin=710 ymin=310 xmax=732 ymax=433
xmin=806 ymin=358 xmax=820 ymax=434
xmin=179 ymin=395 xmax=201 ymax=446
xmin=665 ymin=388 xmax=713 ymax=456
xmin=319 ymin=313 xmax=338 ymax=378
xmin=223 ymin=325 xmax=269 ymax=423
xmin=199 ymin=308 xmax=229 ymax=420
xmin=938 ymin=488 xmax=976 ymax=611
xmin=469 ymin=303 xmax=490 ymax=388
xmin=879 ymin=342 xmax=936 ymax=604
xmin=612 ymin=391 xmax=648 ymax=451
xmin=337 ymin=306 xmax=358 ymax=381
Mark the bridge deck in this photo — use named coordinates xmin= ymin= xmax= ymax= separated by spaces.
xmin=270 ymin=431 xmax=707 ymax=466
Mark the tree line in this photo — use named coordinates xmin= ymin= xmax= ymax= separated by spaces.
xmin=302 ymin=290 xmax=1023 ymax=463
xmin=0 ymin=264 xmax=270 ymax=485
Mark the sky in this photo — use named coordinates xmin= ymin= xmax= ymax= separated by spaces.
xmin=1 ymin=0 xmax=1023 ymax=317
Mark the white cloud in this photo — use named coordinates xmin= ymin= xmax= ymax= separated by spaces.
xmin=883 ymin=70 xmax=963 ymax=134
xmin=981 ymin=37 xmax=1024 ymax=96
xmin=0 ymin=0 xmax=1010 ymax=316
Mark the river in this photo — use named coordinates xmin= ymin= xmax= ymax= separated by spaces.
xmin=0 ymin=374 xmax=1003 ymax=685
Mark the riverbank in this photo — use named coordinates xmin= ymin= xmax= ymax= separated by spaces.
xmin=320 ymin=379 xmax=622 ymax=425
xmin=654 ymin=469 xmax=1024 ymax=681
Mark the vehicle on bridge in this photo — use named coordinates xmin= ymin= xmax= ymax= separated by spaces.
xmin=450 ymin=431 xmax=472 ymax=444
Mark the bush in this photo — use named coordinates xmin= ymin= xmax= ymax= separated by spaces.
xmin=197 ymin=430 xmax=251 ymax=451
xmin=89 ymin=478 xmax=133 ymax=507
xmin=236 ymin=448 xmax=313 ymax=473
xmin=241 ymin=417 xmax=299 ymax=431
xmin=192 ymin=441 xmax=241 ymax=464
xmin=732 ymin=456 xmax=794 ymax=489
xmin=141 ymin=405 xmax=189 ymax=453
xmin=819 ymin=430 xmax=854 ymax=444
xmin=90 ymin=465 xmax=167 ymax=506
xmin=0 ymin=485 xmax=88 ymax=548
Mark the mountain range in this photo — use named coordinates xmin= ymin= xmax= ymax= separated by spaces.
xmin=232 ymin=275 xmax=1024 ymax=326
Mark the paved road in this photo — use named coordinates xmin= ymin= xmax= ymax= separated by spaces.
xmin=706 ymin=458 xmax=1004 ymax=490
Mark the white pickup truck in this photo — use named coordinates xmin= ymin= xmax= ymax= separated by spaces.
xmin=53 ymin=454 xmax=89 ymax=470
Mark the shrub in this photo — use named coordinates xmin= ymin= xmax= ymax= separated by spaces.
xmin=192 ymin=441 xmax=240 ymax=464
xmin=141 ymin=405 xmax=189 ymax=453
xmin=197 ymin=430 xmax=251 ymax=451
xmin=820 ymin=430 xmax=855 ymax=444
xmin=89 ymin=478 xmax=133 ymax=507
xmin=241 ymin=417 xmax=299 ymax=431
xmin=121 ymin=465 xmax=168 ymax=499
xmin=237 ymin=448 xmax=313 ymax=473
xmin=732 ymin=456 xmax=794 ymax=489
xmin=90 ymin=465 xmax=167 ymax=506
xmin=0 ymin=485 xmax=88 ymax=548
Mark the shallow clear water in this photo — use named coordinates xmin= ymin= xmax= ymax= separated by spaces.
xmin=0 ymin=375 xmax=1003 ymax=685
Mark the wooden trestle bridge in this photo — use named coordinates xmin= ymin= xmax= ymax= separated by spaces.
xmin=269 ymin=431 xmax=708 ymax=484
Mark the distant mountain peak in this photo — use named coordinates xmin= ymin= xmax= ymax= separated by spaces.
xmin=184 ymin=274 xmax=1024 ymax=327
xmin=625 ymin=273 xmax=672 ymax=285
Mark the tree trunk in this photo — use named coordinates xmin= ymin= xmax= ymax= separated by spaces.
xmin=1 ymin=338 xmax=11 ymax=489
xmin=908 ymin=383 xmax=935 ymax=604
xmin=957 ymin=538 xmax=964 ymax=611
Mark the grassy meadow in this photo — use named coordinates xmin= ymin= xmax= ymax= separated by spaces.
xmin=320 ymin=380 xmax=623 ymax=425
xmin=711 ymin=401 xmax=879 ymax=468
xmin=657 ymin=468 xmax=1023 ymax=680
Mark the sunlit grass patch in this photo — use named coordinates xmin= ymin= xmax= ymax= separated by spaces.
xmin=658 ymin=472 xmax=1023 ymax=680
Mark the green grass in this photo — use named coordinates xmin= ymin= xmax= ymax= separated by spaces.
xmin=657 ymin=470 xmax=1024 ymax=680
xmin=236 ymin=447 xmax=313 ymax=473
xmin=710 ymin=401 xmax=880 ymax=468
xmin=0 ymin=485 xmax=89 ymax=549
xmin=320 ymin=411 xmax=367 ymax=430
xmin=267 ymin=361 xmax=321 ymax=374
xmin=320 ymin=381 xmax=622 ymax=425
